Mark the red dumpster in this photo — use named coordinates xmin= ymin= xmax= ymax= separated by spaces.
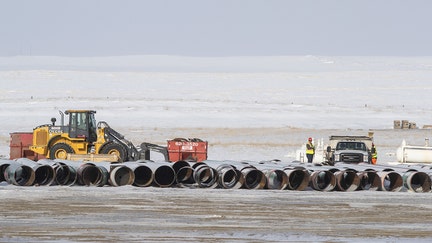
xmin=9 ymin=132 xmax=45 ymax=160
xmin=167 ymin=138 xmax=208 ymax=162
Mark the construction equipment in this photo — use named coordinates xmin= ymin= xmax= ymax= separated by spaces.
xmin=10 ymin=132 xmax=43 ymax=161
xmin=324 ymin=135 xmax=374 ymax=165
xmin=26 ymin=110 xmax=207 ymax=162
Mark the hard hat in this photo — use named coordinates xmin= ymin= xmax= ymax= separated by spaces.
xmin=308 ymin=137 xmax=312 ymax=141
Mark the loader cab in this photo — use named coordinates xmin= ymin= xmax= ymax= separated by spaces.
xmin=65 ymin=110 xmax=97 ymax=143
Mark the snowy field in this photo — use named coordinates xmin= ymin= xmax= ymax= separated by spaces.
xmin=1 ymin=56 xmax=432 ymax=242
xmin=1 ymin=56 xmax=432 ymax=162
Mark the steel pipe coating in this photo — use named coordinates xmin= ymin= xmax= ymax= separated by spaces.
xmin=136 ymin=160 xmax=176 ymax=187
xmin=284 ymin=168 xmax=310 ymax=191
xmin=262 ymin=169 xmax=288 ymax=190
xmin=4 ymin=161 xmax=35 ymax=186
xmin=2 ymin=158 xmax=432 ymax=193
xmin=216 ymin=164 xmax=244 ymax=189
xmin=74 ymin=163 xmax=108 ymax=186
xmin=0 ymin=159 xmax=14 ymax=182
xmin=124 ymin=163 xmax=154 ymax=187
xmin=309 ymin=170 xmax=336 ymax=191
xmin=403 ymin=171 xmax=431 ymax=193
xmin=378 ymin=171 xmax=403 ymax=192
xmin=357 ymin=171 xmax=380 ymax=191
xmin=109 ymin=165 xmax=135 ymax=186
xmin=334 ymin=170 xmax=360 ymax=192
xmin=237 ymin=166 xmax=266 ymax=189
xmin=38 ymin=159 xmax=78 ymax=186
xmin=172 ymin=160 xmax=194 ymax=183
xmin=16 ymin=158 xmax=55 ymax=186
xmin=245 ymin=161 xmax=287 ymax=190
xmin=215 ymin=161 xmax=266 ymax=189
xmin=193 ymin=163 xmax=218 ymax=188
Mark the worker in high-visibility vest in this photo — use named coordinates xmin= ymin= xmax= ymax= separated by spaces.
xmin=306 ymin=137 xmax=315 ymax=163
xmin=371 ymin=143 xmax=377 ymax=165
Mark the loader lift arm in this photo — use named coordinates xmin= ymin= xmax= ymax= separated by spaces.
xmin=140 ymin=142 xmax=169 ymax=161
xmin=97 ymin=121 xmax=140 ymax=161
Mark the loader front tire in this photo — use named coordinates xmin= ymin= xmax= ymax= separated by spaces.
xmin=100 ymin=143 xmax=127 ymax=162
xmin=50 ymin=143 xmax=74 ymax=160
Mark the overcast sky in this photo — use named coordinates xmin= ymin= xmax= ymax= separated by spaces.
xmin=1 ymin=0 xmax=431 ymax=57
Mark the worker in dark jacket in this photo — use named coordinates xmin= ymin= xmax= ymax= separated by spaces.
xmin=306 ymin=137 xmax=315 ymax=163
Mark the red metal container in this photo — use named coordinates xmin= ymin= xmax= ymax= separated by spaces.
xmin=9 ymin=132 xmax=44 ymax=160
xmin=167 ymin=138 xmax=208 ymax=162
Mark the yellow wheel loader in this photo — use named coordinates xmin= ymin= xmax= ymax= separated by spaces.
xmin=30 ymin=110 xmax=168 ymax=162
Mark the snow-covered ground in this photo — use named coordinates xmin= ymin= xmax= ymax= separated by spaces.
xmin=1 ymin=56 xmax=432 ymax=242
xmin=1 ymin=55 xmax=432 ymax=162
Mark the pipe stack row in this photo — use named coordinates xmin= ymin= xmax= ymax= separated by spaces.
xmin=1 ymin=158 xmax=431 ymax=193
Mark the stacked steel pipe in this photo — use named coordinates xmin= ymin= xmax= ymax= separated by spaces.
xmin=0 ymin=158 xmax=431 ymax=192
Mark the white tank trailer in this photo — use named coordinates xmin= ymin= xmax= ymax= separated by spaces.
xmin=397 ymin=139 xmax=432 ymax=163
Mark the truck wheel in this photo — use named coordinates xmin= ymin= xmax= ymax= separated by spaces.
xmin=100 ymin=143 xmax=127 ymax=162
xmin=50 ymin=143 xmax=74 ymax=159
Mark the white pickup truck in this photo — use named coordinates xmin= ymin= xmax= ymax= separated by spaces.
xmin=325 ymin=135 xmax=374 ymax=165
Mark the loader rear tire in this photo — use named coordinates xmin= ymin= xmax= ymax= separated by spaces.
xmin=50 ymin=143 xmax=74 ymax=160
xmin=100 ymin=143 xmax=127 ymax=162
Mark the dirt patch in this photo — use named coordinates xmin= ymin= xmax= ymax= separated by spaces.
xmin=1 ymin=186 xmax=432 ymax=242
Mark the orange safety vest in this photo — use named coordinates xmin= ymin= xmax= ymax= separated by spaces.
xmin=371 ymin=146 xmax=377 ymax=164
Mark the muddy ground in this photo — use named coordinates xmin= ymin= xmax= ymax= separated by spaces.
xmin=1 ymin=127 xmax=432 ymax=242
xmin=1 ymin=186 xmax=432 ymax=242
